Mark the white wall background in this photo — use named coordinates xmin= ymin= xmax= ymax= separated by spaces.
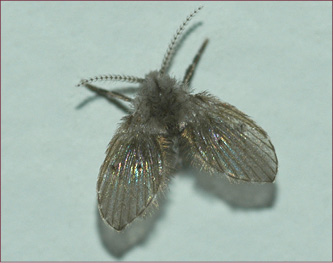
xmin=2 ymin=1 xmax=332 ymax=261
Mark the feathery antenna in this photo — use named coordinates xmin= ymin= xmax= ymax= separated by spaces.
xmin=76 ymin=74 xmax=144 ymax=87
xmin=159 ymin=6 xmax=203 ymax=75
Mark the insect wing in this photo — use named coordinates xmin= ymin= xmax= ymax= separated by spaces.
xmin=180 ymin=92 xmax=278 ymax=182
xmin=97 ymin=122 xmax=174 ymax=231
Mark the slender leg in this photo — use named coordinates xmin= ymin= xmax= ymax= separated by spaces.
xmin=183 ymin=38 xmax=209 ymax=85
xmin=85 ymin=84 xmax=133 ymax=102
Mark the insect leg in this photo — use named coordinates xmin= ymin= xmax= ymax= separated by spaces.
xmin=85 ymin=84 xmax=133 ymax=102
xmin=183 ymin=38 xmax=209 ymax=85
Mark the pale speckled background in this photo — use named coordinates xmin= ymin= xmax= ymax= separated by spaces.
xmin=2 ymin=1 xmax=332 ymax=261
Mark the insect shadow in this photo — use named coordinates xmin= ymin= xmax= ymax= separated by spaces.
xmin=96 ymin=194 xmax=168 ymax=258
xmin=184 ymin=168 xmax=277 ymax=209
xmin=96 ymin=169 xmax=277 ymax=259
xmin=75 ymin=85 xmax=138 ymax=113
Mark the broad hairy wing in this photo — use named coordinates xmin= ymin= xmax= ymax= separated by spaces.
xmin=180 ymin=92 xmax=278 ymax=182
xmin=97 ymin=118 xmax=175 ymax=231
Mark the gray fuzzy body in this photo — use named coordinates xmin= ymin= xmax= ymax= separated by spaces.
xmin=130 ymin=71 xmax=192 ymax=135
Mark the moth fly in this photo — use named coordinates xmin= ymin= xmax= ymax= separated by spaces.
xmin=78 ymin=6 xmax=278 ymax=231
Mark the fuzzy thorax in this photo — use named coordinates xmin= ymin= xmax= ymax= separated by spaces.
xmin=133 ymin=71 xmax=191 ymax=133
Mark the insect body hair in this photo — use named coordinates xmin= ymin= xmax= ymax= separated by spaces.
xmin=132 ymin=71 xmax=192 ymax=134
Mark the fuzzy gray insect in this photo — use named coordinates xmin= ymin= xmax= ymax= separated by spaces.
xmin=78 ymin=6 xmax=278 ymax=231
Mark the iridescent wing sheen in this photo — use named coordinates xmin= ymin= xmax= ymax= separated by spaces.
xmin=180 ymin=92 xmax=278 ymax=182
xmin=97 ymin=119 xmax=175 ymax=231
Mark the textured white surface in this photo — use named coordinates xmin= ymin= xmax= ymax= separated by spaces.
xmin=1 ymin=1 xmax=332 ymax=261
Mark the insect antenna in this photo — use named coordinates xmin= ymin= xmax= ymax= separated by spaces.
xmin=159 ymin=6 xmax=203 ymax=75
xmin=76 ymin=74 xmax=144 ymax=87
